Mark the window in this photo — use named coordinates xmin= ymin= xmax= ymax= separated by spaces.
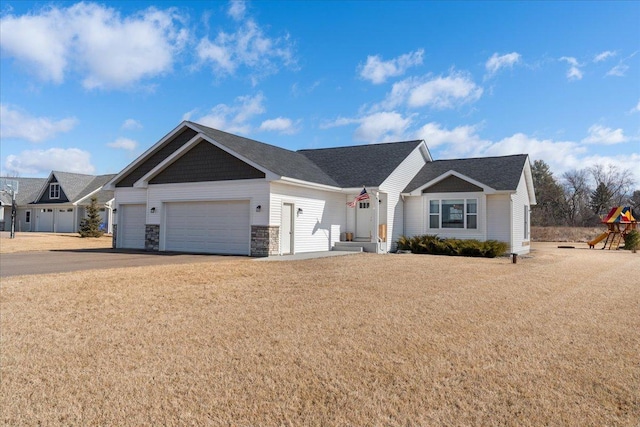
xmin=467 ymin=200 xmax=477 ymax=229
xmin=49 ymin=183 xmax=60 ymax=199
xmin=429 ymin=200 xmax=439 ymax=228
xmin=524 ymin=205 xmax=529 ymax=239
xmin=25 ymin=211 xmax=31 ymax=223
xmin=429 ymin=198 xmax=478 ymax=230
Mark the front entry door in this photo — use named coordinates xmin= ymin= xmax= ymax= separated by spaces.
xmin=281 ymin=203 xmax=294 ymax=254
xmin=356 ymin=201 xmax=371 ymax=240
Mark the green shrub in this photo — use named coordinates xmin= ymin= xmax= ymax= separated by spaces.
xmin=623 ymin=229 xmax=639 ymax=252
xmin=396 ymin=234 xmax=508 ymax=258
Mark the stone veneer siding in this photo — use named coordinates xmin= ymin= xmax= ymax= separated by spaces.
xmin=250 ymin=225 xmax=280 ymax=257
xmin=145 ymin=224 xmax=160 ymax=251
xmin=112 ymin=224 xmax=117 ymax=248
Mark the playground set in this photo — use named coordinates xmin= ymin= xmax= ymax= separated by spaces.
xmin=588 ymin=206 xmax=637 ymax=250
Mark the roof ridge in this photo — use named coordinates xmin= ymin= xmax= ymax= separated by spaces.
xmin=297 ymin=139 xmax=422 ymax=153
xmin=433 ymin=153 xmax=528 ymax=162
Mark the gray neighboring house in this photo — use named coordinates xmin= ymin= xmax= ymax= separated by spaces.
xmin=0 ymin=172 xmax=116 ymax=233
xmin=105 ymin=121 xmax=536 ymax=256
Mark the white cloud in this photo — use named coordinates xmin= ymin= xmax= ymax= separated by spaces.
xmin=605 ymin=64 xmax=628 ymax=77
xmin=0 ymin=3 xmax=188 ymax=89
xmin=559 ymin=56 xmax=583 ymax=80
xmin=321 ymin=111 xmax=411 ymax=143
xmin=5 ymin=148 xmax=95 ymax=175
xmin=485 ymin=52 xmax=521 ymax=76
xmin=121 ymin=119 xmax=142 ymax=130
xmin=187 ymin=93 xmax=266 ymax=134
xmin=197 ymin=14 xmax=295 ymax=82
xmin=407 ymin=72 xmax=483 ymax=109
xmin=581 ymin=125 xmax=628 ymax=145
xmin=594 ymin=50 xmax=616 ymax=62
xmin=414 ymin=122 xmax=486 ymax=149
xmin=0 ymin=104 xmax=78 ymax=142
xmin=107 ymin=137 xmax=138 ymax=151
xmin=359 ymin=49 xmax=424 ymax=84
xmin=259 ymin=117 xmax=298 ymax=134
xmin=631 ymin=99 xmax=640 ymax=114
xmin=228 ymin=1 xmax=246 ymax=21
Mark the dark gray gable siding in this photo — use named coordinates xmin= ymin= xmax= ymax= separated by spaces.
xmin=189 ymin=122 xmax=340 ymax=187
xmin=422 ymin=175 xmax=483 ymax=193
xmin=37 ymin=176 xmax=70 ymax=204
xmin=404 ymin=154 xmax=528 ymax=193
xmin=116 ymin=128 xmax=198 ymax=187
xmin=298 ymin=140 xmax=423 ymax=187
xmin=150 ymin=140 xmax=266 ymax=184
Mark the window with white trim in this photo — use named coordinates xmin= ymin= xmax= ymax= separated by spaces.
xmin=49 ymin=183 xmax=60 ymax=199
xmin=429 ymin=198 xmax=478 ymax=229
xmin=25 ymin=211 xmax=31 ymax=223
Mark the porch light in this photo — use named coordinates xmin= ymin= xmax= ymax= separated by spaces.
xmin=256 ymin=205 xmax=262 ymax=212
xmin=297 ymin=208 xmax=303 ymax=216
xmin=150 ymin=207 xmax=156 ymax=213
xmin=113 ymin=208 xmax=117 ymax=213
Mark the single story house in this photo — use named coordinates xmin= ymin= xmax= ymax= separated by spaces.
xmin=0 ymin=172 xmax=116 ymax=233
xmin=104 ymin=121 xmax=536 ymax=256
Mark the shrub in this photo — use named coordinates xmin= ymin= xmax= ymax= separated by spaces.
xmin=396 ymin=234 xmax=508 ymax=258
xmin=623 ymin=229 xmax=639 ymax=252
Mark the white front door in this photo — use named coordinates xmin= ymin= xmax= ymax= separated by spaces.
xmin=281 ymin=203 xmax=294 ymax=254
xmin=356 ymin=201 xmax=371 ymax=239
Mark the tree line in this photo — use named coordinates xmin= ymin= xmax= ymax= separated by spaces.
xmin=532 ymin=160 xmax=639 ymax=227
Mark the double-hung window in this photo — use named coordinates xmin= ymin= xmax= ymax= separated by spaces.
xmin=49 ymin=183 xmax=60 ymax=199
xmin=429 ymin=198 xmax=478 ymax=229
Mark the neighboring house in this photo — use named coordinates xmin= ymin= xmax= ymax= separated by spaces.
xmin=105 ymin=121 xmax=536 ymax=256
xmin=0 ymin=172 xmax=116 ymax=233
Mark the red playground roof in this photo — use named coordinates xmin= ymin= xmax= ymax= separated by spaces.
xmin=602 ymin=206 xmax=636 ymax=224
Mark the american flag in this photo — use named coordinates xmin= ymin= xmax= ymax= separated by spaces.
xmin=347 ymin=188 xmax=370 ymax=207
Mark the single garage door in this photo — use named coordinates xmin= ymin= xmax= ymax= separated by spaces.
xmin=57 ymin=208 xmax=75 ymax=233
xmin=120 ymin=204 xmax=146 ymax=249
xmin=165 ymin=201 xmax=250 ymax=255
xmin=37 ymin=208 xmax=54 ymax=232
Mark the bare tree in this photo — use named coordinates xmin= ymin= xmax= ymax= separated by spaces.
xmin=562 ymin=169 xmax=592 ymax=226
xmin=589 ymin=164 xmax=636 ymax=206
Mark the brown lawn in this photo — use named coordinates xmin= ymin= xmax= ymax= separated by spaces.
xmin=1 ymin=237 xmax=639 ymax=425
xmin=0 ymin=232 xmax=112 ymax=254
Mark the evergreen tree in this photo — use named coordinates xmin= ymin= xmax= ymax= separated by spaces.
xmin=531 ymin=160 xmax=566 ymax=226
xmin=79 ymin=196 xmax=104 ymax=238
xmin=589 ymin=182 xmax=612 ymax=217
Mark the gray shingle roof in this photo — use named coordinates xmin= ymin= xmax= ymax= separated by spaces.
xmin=188 ymin=122 xmax=340 ymax=187
xmin=75 ymin=174 xmax=117 ymax=204
xmin=0 ymin=178 xmax=48 ymax=205
xmin=403 ymin=154 xmax=529 ymax=193
xmin=299 ymin=140 xmax=423 ymax=187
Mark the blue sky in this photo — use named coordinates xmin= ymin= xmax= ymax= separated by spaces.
xmin=1 ymin=1 xmax=639 ymax=185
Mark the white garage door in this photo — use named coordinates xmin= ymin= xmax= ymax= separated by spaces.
xmin=165 ymin=201 xmax=250 ymax=255
xmin=37 ymin=208 xmax=54 ymax=232
xmin=57 ymin=208 xmax=74 ymax=233
xmin=120 ymin=204 xmax=146 ymax=249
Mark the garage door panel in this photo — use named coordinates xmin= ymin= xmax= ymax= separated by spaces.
xmin=120 ymin=204 xmax=146 ymax=249
xmin=165 ymin=201 xmax=249 ymax=255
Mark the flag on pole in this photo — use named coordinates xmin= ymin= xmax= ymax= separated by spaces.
xmin=347 ymin=188 xmax=370 ymax=207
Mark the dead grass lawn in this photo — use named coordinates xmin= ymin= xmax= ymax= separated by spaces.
xmin=0 ymin=232 xmax=112 ymax=254
xmin=1 ymin=244 xmax=639 ymax=425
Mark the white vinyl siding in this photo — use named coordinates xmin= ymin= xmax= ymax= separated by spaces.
xmin=486 ymin=194 xmax=511 ymax=244
xmin=403 ymin=196 xmax=423 ymax=238
xmin=379 ymin=145 xmax=428 ymax=250
xmin=270 ymin=182 xmax=346 ymax=254
xmin=146 ymin=180 xmax=269 ymax=227
xmin=164 ymin=201 xmax=250 ymax=255
xmin=510 ymin=173 xmax=532 ymax=254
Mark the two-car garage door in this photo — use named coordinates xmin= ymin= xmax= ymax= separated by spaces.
xmin=165 ymin=201 xmax=250 ymax=255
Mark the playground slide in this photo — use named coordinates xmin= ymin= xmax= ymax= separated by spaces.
xmin=588 ymin=232 xmax=608 ymax=248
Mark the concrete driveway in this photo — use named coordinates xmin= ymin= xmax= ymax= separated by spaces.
xmin=0 ymin=249 xmax=245 ymax=278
